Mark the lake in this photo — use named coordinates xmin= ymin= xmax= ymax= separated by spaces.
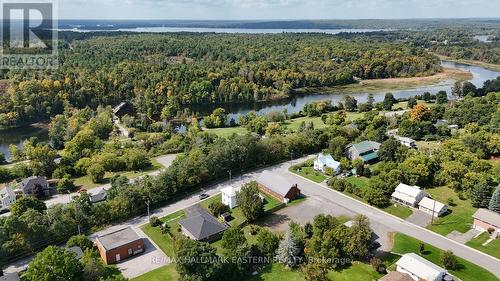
xmin=0 ymin=124 xmax=49 ymax=162
xmin=1 ymin=61 xmax=499 ymax=161
xmin=58 ymin=27 xmax=390 ymax=34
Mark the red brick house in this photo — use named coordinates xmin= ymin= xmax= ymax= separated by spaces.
xmin=256 ymin=171 xmax=301 ymax=203
xmin=95 ymin=227 xmax=145 ymax=264
xmin=473 ymin=208 xmax=500 ymax=238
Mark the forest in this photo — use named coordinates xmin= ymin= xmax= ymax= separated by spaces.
xmin=0 ymin=32 xmax=441 ymax=129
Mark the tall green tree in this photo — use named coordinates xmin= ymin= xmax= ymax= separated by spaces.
xmin=23 ymin=246 xmax=83 ymax=281
xmin=236 ymin=181 xmax=264 ymax=222
xmin=489 ymin=188 xmax=500 ymax=214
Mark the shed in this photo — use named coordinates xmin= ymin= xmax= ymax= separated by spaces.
xmin=396 ymin=253 xmax=448 ymax=281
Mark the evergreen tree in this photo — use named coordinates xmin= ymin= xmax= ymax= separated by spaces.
xmin=489 ymin=188 xmax=500 ymax=214
xmin=276 ymin=231 xmax=301 ymax=268
xmin=470 ymin=184 xmax=492 ymax=208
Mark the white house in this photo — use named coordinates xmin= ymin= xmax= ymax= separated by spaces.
xmin=314 ymin=153 xmax=341 ymax=175
xmin=221 ymin=185 xmax=238 ymax=209
xmin=396 ymin=253 xmax=448 ymax=281
xmin=391 ymin=183 xmax=427 ymax=207
xmin=0 ymin=185 xmax=16 ymax=211
xmin=418 ymin=197 xmax=447 ymax=217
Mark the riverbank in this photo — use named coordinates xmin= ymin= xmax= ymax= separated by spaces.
xmin=295 ymin=66 xmax=472 ymax=95
xmin=436 ymin=55 xmax=500 ymax=72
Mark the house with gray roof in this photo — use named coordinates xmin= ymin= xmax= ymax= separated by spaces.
xmin=346 ymin=141 xmax=381 ymax=163
xmin=17 ymin=176 xmax=49 ymax=197
xmin=178 ymin=207 xmax=228 ymax=242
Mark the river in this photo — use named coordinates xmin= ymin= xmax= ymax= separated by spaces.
xmin=1 ymin=61 xmax=499 ymax=161
xmin=210 ymin=61 xmax=500 ymax=121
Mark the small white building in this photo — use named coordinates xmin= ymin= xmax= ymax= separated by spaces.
xmin=396 ymin=136 xmax=417 ymax=148
xmin=221 ymin=185 xmax=238 ymax=209
xmin=418 ymin=197 xmax=447 ymax=217
xmin=314 ymin=153 xmax=341 ymax=175
xmin=396 ymin=253 xmax=448 ymax=281
xmin=0 ymin=185 xmax=16 ymax=211
xmin=391 ymin=183 xmax=427 ymax=207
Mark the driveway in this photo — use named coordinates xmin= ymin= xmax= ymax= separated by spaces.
xmin=447 ymin=229 xmax=482 ymax=244
xmin=406 ymin=209 xmax=433 ymax=227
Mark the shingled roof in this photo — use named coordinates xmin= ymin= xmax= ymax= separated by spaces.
xmin=179 ymin=207 xmax=228 ymax=241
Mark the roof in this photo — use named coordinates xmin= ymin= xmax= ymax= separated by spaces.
xmin=396 ymin=136 xmax=416 ymax=144
xmin=473 ymin=208 xmax=500 ymax=227
xmin=257 ymin=171 xmax=297 ymax=197
xmin=0 ymin=273 xmax=20 ymax=281
xmin=178 ymin=207 xmax=228 ymax=240
xmin=67 ymin=246 xmax=84 ymax=259
xmin=0 ymin=185 xmax=15 ymax=199
xmin=396 ymin=253 xmax=446 ymax=280
xmin=96 ymin=227 xmax=142 ymax=251
xmin=379 ymin=271 xmax=413 ymax=281
xmin=419 ymin=197 xmax=446 ymax=212
xmin=351 ymin=141 xmax=381 ymax=155
xmin=19 ymin=176 xmax=48 ymax=191
xmin=361 ymin=152 xmax=378 ymax=162
xmin=316 ymin=153 xmax=340 ymax=170
xmin=221 ymin=185 xmax=237 ymax=197
xmin=90 ymin=189 xmax=107 ymax=203
xmin=392 ymin=183 xmax=425 ymax=205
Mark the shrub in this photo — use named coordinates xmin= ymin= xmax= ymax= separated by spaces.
xmin=150 ymin=216 xmax=162 ymax=227
xmin=441 ymin=250 xmax=458 ymax=270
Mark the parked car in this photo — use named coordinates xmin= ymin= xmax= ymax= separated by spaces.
xmin=199 ymin=193 xmax=209 ymax=200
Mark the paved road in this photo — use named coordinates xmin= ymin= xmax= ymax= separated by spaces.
xmin=5 ymin=155 xmax=500 ymax=278
xmin=275 ymin=164 xmax=500 ymax=278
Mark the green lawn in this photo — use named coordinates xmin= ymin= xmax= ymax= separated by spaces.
xmin=141 ymin=210 xmax=186 ymax=257
xmin=345 ymin=176 xmax=368 ymax=189
xmin=283 ymin=116 xmax=326 ymax=132
xmin=290 ymin=166 xmax=327 ymax=183
xmin=246 ymin=263 xmax=304 ymax=281
xmin=204 ymin=126 xmax=249 ymax=138
xmin=392 ymin=233 xmax=498 ymax=281
xmin=382 ymin=204 xmax=414 ymax=219
xmin=73 ymin=158 xmax=163 ymax=189
xmin=426 ymin=186 xmax=476 ymax=236
xmin=327 ymin=262 xmax=383 ymax=281
xmin=465 ymin=232 xmax=500 ymax=259
xmin=130 ymin=264 xmax=179 ymax=281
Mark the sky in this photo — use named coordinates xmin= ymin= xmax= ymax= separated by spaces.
xmin=59 ymin=0 xmax=500 ymax=20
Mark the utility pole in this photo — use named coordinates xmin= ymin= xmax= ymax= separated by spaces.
xmin=75 ymin=203 xmax=81 ymax=235
xmin=145 ymin=200 xmax=151 ymax=221
xmin=228 ymin=170 xmax=232 ymax=185
xmin=290 ymin=151 xmax=293 ymax=167
xmin=431 ymin=197 xmax=436 ymax=225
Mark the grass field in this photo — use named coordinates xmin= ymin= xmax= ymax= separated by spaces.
xmin=426 ymin=186 xmax=476 ymax=236
xmin=141 ymin=210 xmax=186 ymax=257
xmin=327 ymin=262 xmax=383 ymax=281
xmin=73 ymin=158 xmax=163 ymax=189
xmin=465 ymin=232 xmax=500 ymax=259
xmin=130 ymin=264 xmax=179 ymax=281
xmin=204 ymin=126 xmax=249 ymax=137
xmin=290 ymin=166 xmax=327 ymax=183
xmin=392 ymin=233 xmax=498 ymax=281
